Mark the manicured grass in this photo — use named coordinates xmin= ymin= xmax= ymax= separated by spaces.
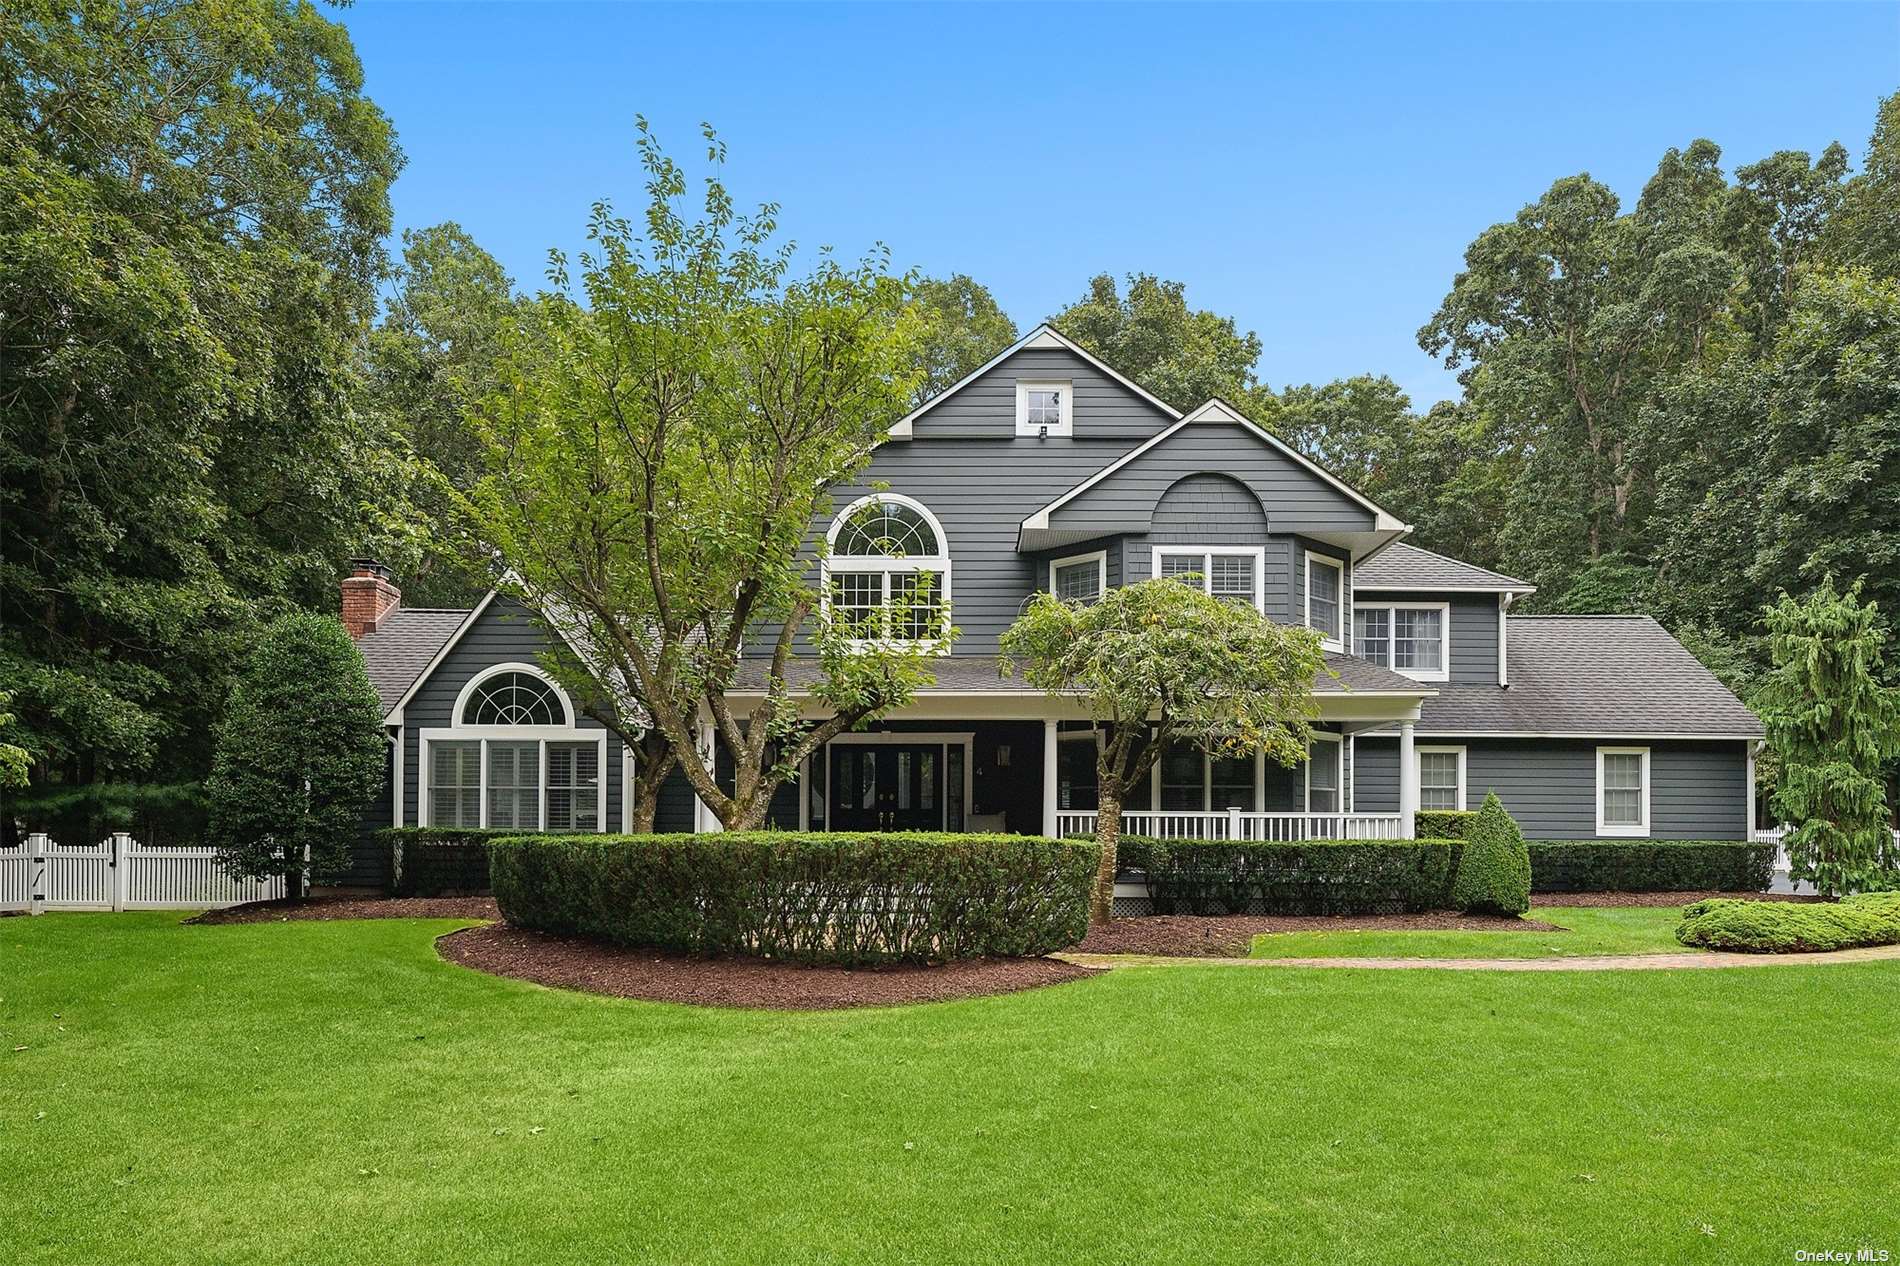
xmin=1249 ymin=906 xmax=1692 ymax=960
xmin=4 ymin=913 xmax=1897 ymax=1264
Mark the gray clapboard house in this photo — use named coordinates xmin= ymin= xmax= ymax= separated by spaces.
xmin=341 ymin=324 xmax=1761 ymax=887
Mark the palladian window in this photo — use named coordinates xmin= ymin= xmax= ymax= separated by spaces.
xmin=423 ymin=664 xmax=605 ymax=832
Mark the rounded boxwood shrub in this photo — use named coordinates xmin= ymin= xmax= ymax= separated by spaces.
xmin=1451 ymin=791 xmax=1531 ymax=915
xmin=1675 ymin=892 xmax=1900 ymax=953
xmin=490 ymin=831 xmax=1099 ymax=966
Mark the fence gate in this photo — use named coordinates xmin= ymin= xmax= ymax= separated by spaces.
xmin=0 ymin=834 xmax=288 ymax=914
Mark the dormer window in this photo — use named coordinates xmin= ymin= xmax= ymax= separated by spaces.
xmin=1016 ymin=381 xmax=1073 ymax=436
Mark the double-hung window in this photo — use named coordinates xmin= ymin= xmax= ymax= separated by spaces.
xmin=1050 ymin=551 xmax=1107 ymax=603
xmin=1153 ymin=547 xmax=1264 ymax=612
xmin=1597 ymin=747 xmax=1650 ymax=837
xmin=825 ymin=495 xmax=952 ymax=647
xmin=1306 ymin=736 xmax=1341 ymax=813
xmin=1354 ymin=602 xmax=1450 ymax=681
xmin=1417 ymin=747 xmax=1466 ymax=811
xmin=1305 ymin=554 xmax=1344 ymax=649
xmin=421 ymin=665 xmax=609 ymax=832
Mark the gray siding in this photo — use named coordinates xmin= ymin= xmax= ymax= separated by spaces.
xmin=1354 ymin=589 xmax=1499 ymax=685
xmin=400 ymin=598 xmax=626 ymax=832
xmin=912 ymin=346 xmax=1176 ymax=440
xmin=1353 ymin=737 xmax=1749 ymax=840
xmin=1049 ymin=424 xmax=1376 ymax=537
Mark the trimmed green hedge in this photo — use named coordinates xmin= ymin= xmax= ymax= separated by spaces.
xmin=1676 ymin=892 xmax=1900 ymax=953
xmin=1414 ymin=810 xmax=1477 ymax=840
xmin=489 ymin=832 xmax=1098 ymax=965
xmin=1116 ymin=836 xmax=1461 ymax=915
xmin=377 ymin=827 xmax=509 ymax=896
xmin=1528 ymin=840 xmax=1775 ymax=894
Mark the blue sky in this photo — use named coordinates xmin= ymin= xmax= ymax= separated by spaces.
xmin=337 ymin=2 xmax=1897 ymax=406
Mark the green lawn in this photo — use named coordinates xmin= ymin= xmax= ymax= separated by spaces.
xmin=4 ymin=913 xmax=1897 ymax=1264
xmin=1250 ymin=906 xmax=1691 ymax=960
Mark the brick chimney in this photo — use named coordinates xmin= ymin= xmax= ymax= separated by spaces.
xmin=341 ymin=558 xmax=401 ymax=638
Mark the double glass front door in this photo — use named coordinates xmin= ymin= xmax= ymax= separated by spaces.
xmin=829 ymin=744 xmax=944 ymax=831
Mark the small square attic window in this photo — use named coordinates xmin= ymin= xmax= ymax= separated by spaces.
xmin=1016 ymin=381 xmax=1072 ymax=436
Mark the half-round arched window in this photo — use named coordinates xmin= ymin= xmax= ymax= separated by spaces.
xmin=460 ymin=670 xmax=566 ymax=727
xmin=824 ymin=494 xmax=951 ymax=645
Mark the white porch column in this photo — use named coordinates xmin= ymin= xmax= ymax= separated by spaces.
xmin=1041 ymin=719 xmax=1060 ymax=838
xmin=1398 ymin=720 xmax=1418 ymax=838
xmin=692 ymin=716 xmax=718 ymax=833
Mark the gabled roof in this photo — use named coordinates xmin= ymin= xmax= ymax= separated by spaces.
xmin=1020 ymin=397 xmax=1408 ymax=539
xmin=1354 ymin=542 xmax=1535 ymax=594
xmin=1366 ymin=616 xmax=1762 ymax=739
xmin=888 ymin=323 xmax=1182 ymax=439
xmin=355 ymin=607 xmax=474 ymax=715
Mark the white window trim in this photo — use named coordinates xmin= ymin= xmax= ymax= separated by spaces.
xmin=1304 ymin=552 xmax=1346 ymax=651
xmin=1596 ymin=745 xmax=1651 ymax=838
xmin=819 ymin=492 xmax=953 ymax=653
xmin=1305 ymin=732 xmax=1343 ymax=813
xmin=452 ymin=661 xmax=577 ymax=728
xmin=1151 ymin=545 xmax=1267 ymax=614
xmin=1416 ymin=745 xmax=1467 ymax=812
xmin=1353 ymin=600 xmax=1452 ymax=682
xmin=1015 ymin=379 xmax=1074 ymax=437
xmin=419 ymin=729 xmax=608 ymax=832
xmin=1049 ymin=550 xmax=1108 ymax=601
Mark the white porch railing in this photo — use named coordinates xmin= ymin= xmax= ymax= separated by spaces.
xmin=1055 ymin=809 xmax=1407 ymax=841
xmin=0 ymin=833 xmax=290 ymax=914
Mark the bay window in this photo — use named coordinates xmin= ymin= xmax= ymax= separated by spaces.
xmin=1154 ymin=546 xmax=1265 ymax=612
xmin=1305 ymin=554 xmax=1344 ymax=648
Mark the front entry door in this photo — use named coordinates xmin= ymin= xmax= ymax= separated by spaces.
xmin=829 ymin=744 xmax=943 ymax=831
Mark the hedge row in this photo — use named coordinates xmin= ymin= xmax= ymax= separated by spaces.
xmin=375 ymin=827 xmax=503 ymax=896
xmin=489 ymin=832 xmax=1098 ymax=965
xmin=1116 ymin=836 xmax=1460 ymax=915
xmin=1527 ymin=840 xmax=1775 ymax=893
xmin=1676 ymin=892 xmax=1900 ymax=953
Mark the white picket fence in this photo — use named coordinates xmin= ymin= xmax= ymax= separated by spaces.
xmin=0 ymin=834 xmax=289 ymax=914
xmin=1751 ymin=825 xmax=1900 ymax=895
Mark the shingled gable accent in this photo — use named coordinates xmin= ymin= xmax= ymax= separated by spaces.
xmin=1018 ymin=397 xmax=1410 ymax=549
xmin=885 ymin=323 xmax=1182 ymax=440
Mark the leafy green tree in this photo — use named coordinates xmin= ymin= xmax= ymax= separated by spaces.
xmin=0 ymin=693 xmax=31 ymax=791
xmin=363 ymin=222 xmax=522 ymax=606
xmin=1451 ymin=792 xmax=1531 ymax=915
xmin=1758 ymin=579 xmax=1900 ymax=896
xmin=909 ymin=274 xmax=1016 ymax=406
xmin=1054 ymin=273 xmax=1262 ymax=411
xmin=1827 ymin=92 xmax=1900 ymax=280
xmin=1724 ymin=144 xmax=1850 ymax=348
xmin=0 ymin=0 xmax=402 ymax=804
xmin=1001 ymin=579 xmax=1326 ymax=924
xmin=205 ymin=614 xmax=386 ymax=890
xmin=468 ymin=121 xmax=937 ymax=831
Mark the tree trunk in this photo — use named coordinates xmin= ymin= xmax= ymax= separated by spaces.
xmin=1091 ymin=785 xmax=1123 ymax=926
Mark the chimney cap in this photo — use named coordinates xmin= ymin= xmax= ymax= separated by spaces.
xmin=349 ymin=558 xmax=393 ymax=581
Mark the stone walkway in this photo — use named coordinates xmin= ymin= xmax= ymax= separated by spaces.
xmin=1056 ymin=943 xmax=1900 ymax=972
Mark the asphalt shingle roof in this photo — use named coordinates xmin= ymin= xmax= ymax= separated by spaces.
xmin=1354 ymin=542 xmax=1533 ymax=592
xmin=729 ymin=653 xmax=1432 ymax=697
xmin=1386 ymin=616 xmax=1762 ymax=737
xmin=354 ymin=608 xmax=470 ymax=714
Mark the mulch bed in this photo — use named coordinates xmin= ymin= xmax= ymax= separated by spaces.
xmin=1531 ymin=890 xmax=1822 ymax=908
xmin=191 ymin=895 xmax=501 ymax=924
xmin=1072 ymin=911 xmax=1562 ymax=958
xmin=437 ymin=924 xmax=1101 ymax=1010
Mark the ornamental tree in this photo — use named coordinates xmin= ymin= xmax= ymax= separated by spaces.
xmin=205 ymin=614 xmax=386 ymax=892
xmin=1001 ymin=579 xmax=1327 ymax=924
xmin=1758 ymin=578 xmax=1900 ymax=896
xmin=468 ymin=120 xmax=939 ymax=831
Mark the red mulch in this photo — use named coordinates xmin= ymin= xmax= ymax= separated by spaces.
xmin=1073 ymin=911 xmax=1563 ymax=958
xmin=1531 ymin=890 xmax=1822 ymax=908
xmin=437 ymin=924 xmax=1101 ymax=1010
xmin=191 ymin=895 xmax=501 ymax=924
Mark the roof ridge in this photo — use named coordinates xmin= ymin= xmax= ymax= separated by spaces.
xmin=1510 ymin=613 xmax=1658 ymax=620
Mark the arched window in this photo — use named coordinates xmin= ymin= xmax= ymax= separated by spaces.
xmin=425 ymin=664 xmax=603 ymax=833
xmin=461 ymin=671 xmax=564 ymax=726
xmin=824 ymin=494 xmax=952 ymax=645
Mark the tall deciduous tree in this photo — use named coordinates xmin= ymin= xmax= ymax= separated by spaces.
xmin=908 ymin=274 xmax=1016 ymax=406
xmin=1001 ymin=579 xmax=1325 ymax=923
xmin=469 ymin=120 xmax=938 ymax=831
xmin=1758 ymin=580 xmax=1900 ymax=896
xmin=1053 ymin=273 xmax=1263 ymax=411
xmin=205 ymin=614 xmax=386 ymax=890
xmin=0 ymin=0 xmax=402 ymax=810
